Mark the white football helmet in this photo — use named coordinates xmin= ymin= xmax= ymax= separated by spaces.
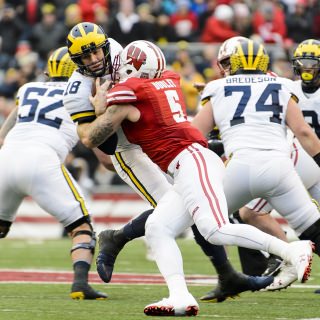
xmin=217 ymin=36 xmax=248 ymax=76
xmin=118 ymin=40 xmax=166 ymax=80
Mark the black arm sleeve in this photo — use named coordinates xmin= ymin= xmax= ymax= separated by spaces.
xmin=97 ymin=133 xmax=118 ymax=155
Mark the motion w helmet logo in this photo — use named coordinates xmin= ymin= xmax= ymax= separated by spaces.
xmin=126 ymin=45 xmax=147 ymax=71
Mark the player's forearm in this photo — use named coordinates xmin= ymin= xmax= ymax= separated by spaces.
xmin=296 ymin=126 xmax=320 ymax=158
xmin=0 ymin=107 xmax=18 ymax=147
xmin=77 ymin=114 xmax=116 ymax=149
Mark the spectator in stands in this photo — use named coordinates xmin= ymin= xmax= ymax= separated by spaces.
xmin=180 ymin=61 xmax=206 ymax=115
xmin=252 ymin=0 xmax=287 ymax=44
xmin=201 ymin=4 xmax=239 ymax=43
xmin=29 ymin=3 xmax=66 ymax=62
xmin=108 ymin=0 xmax=139 ymax=47
xmin=197 ymin=0 xmax=217 ymax=34
xmin=64 ymin=3 xmax=83 ymax=30
xmin=77 ymin=0 xmax=108 ymax=23
xmin=0 ymin=68 xmax=20 ymax=99
xmin=232 ymin=2 xmax=253 ymax=38
xmin=286 ymin=0 xmax=314 ymax=43
xmin=15 ymin=0 xmax=43 ymax=24
xmin=0 ymin=4 xmax=25 ymax=70
xmin=131 ymin=3 xmax=156 ymax=42
xmin=153 ymin=13 xmax=178 ymax=43
xmin=169 ymin=0 xmax=199 ymax=42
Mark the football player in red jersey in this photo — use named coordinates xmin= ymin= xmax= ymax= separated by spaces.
xmin=84 ymin=40 xmax=313 ymax=317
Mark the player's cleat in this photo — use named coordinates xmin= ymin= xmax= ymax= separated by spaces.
xmin=264 ymin=262 xmax=297 ymax=291
xmin=70 ymin=283 xmax=108 ymax=300
xmin=96 ymin=229 xmax=125 ymax=283
xmin=285 ymin=240 xmax=314 ymax=283
xmin=144 ymin=296 xmax=199 ymax=317
xmin=314 ymin=288 xmax=320 ymax=294
xmin=262 ymin=255 xmax=282 ymax=277
xmin=200 ymin=272 xmax=273 ymax=303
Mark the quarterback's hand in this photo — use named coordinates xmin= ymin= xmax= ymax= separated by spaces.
xmin=90 ymin=78 xmax=110 ymax=116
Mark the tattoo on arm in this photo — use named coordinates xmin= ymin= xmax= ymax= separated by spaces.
xmin=88 ymin=106 xmax=120 ymax=146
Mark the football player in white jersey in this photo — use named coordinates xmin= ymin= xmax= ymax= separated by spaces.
xmin=196 ymin=36 xmax=290 ymax=302
xmin=240 ymin=39 xmax=320 ymax=291
xmin=193 ymin=36 xmax=320 ymax=269
xmin=63 ymin=23 xmax=276 ymax=305
xmin=0 ymin=47 xmax=107 ymax=300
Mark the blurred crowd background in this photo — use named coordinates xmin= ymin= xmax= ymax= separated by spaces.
xmin=0 ymin=0 xmax=319 ymax=194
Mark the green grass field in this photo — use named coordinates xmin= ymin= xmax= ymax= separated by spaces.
xmin=0 ymin=237 xmax=319 ymax=320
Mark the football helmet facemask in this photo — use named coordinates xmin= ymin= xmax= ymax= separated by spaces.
xmin=217 ymin=36 xmax=248 ymax=76
xmin=118 ymin=40 xmax=166 ymax=80
xmin=229 ymin=39 xmax=269 ymax=75
xmin=292 ymin=39 xmax=320 ymax=91
xmin=67 ymin=22 xmax=111 ymax=77
xmin=47 ymin=46 xmax=77 ymax=80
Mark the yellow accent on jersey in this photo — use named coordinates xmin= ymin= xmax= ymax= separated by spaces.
xmin=71 ymin=111 xmax=96 ymax=122
xmin=61 ymin=164 xmax=89 ymax=216
xmin=200 ymin=97 xmax=210 ymax=106
xmin=114 ymin=152 xmax=157 ymax=208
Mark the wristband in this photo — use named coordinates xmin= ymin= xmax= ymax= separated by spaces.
xmin=313 ymin=152 xmax=320 ymax=167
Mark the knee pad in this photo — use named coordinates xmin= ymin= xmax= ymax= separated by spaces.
xmin=65 ymin=216 xmax=92 ymax=233
xmin=299 ymin=218 xmax=320 ymax=256
xmin=69 ymin=222 xmax=96 ymax=255
xmin=0 ymin=219 xmax=12 ymax=238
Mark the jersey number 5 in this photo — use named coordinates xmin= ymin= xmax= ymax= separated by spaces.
xmin=225 ymin=83 xmax=283 ymax=126
xmin=165 ymin=90 xmax=187 ymax=123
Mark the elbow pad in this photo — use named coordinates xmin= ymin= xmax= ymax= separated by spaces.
xmin=98 ymin=133 xmax=118 ymax=155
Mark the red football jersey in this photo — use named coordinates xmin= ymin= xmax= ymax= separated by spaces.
xmin=106 ymin=70 xmax=207 ymax=171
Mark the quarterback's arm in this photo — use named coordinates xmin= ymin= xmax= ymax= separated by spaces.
xmin=286 ymin=97 xmax=320 ymax=157
xmin=0 ymin=106 xmax=18 ymax=147
xmin=78 ymin=104 xmax=140 ymax=149
xmin=191 ymin=101 xmax=216 ymax=136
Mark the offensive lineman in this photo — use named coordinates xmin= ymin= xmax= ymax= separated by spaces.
xmin=241 ymin=39 xmax=320 ymax=291
xmin=0 ymin=47 xmax=107 ymax=300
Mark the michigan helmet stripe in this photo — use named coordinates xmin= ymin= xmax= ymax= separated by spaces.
xmin=252 ymin=44 xmax=264 ymax=69
xmin=237 ymin=44 xmax=247 ymax=69
xmin=248 ymin=39 xmax=253 ymax=68
xmin=52 ymin=48 xmax=69 ymax=77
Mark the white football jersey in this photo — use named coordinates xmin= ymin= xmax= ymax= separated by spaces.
xmin=290 ymin=80 xmax=320 ymax=136
xmin=5 ymin=81 xmax=78 ymax=162
xmin=201 ymin=74 xmax=294 ymax=157
xmin=63 ymin=38 xmax=138 ymax=152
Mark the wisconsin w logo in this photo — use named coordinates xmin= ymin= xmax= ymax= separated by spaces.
xmin=126 ymin=45 xmax=147 ymax=70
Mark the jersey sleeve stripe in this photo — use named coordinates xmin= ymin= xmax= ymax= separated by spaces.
xmin=71 ymin=111 xmax=96 ymax=122
xmin=107 ymin=90 xmax=135 ymax=97
xmin=107 ymin=96 xmax=137 ymax=104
